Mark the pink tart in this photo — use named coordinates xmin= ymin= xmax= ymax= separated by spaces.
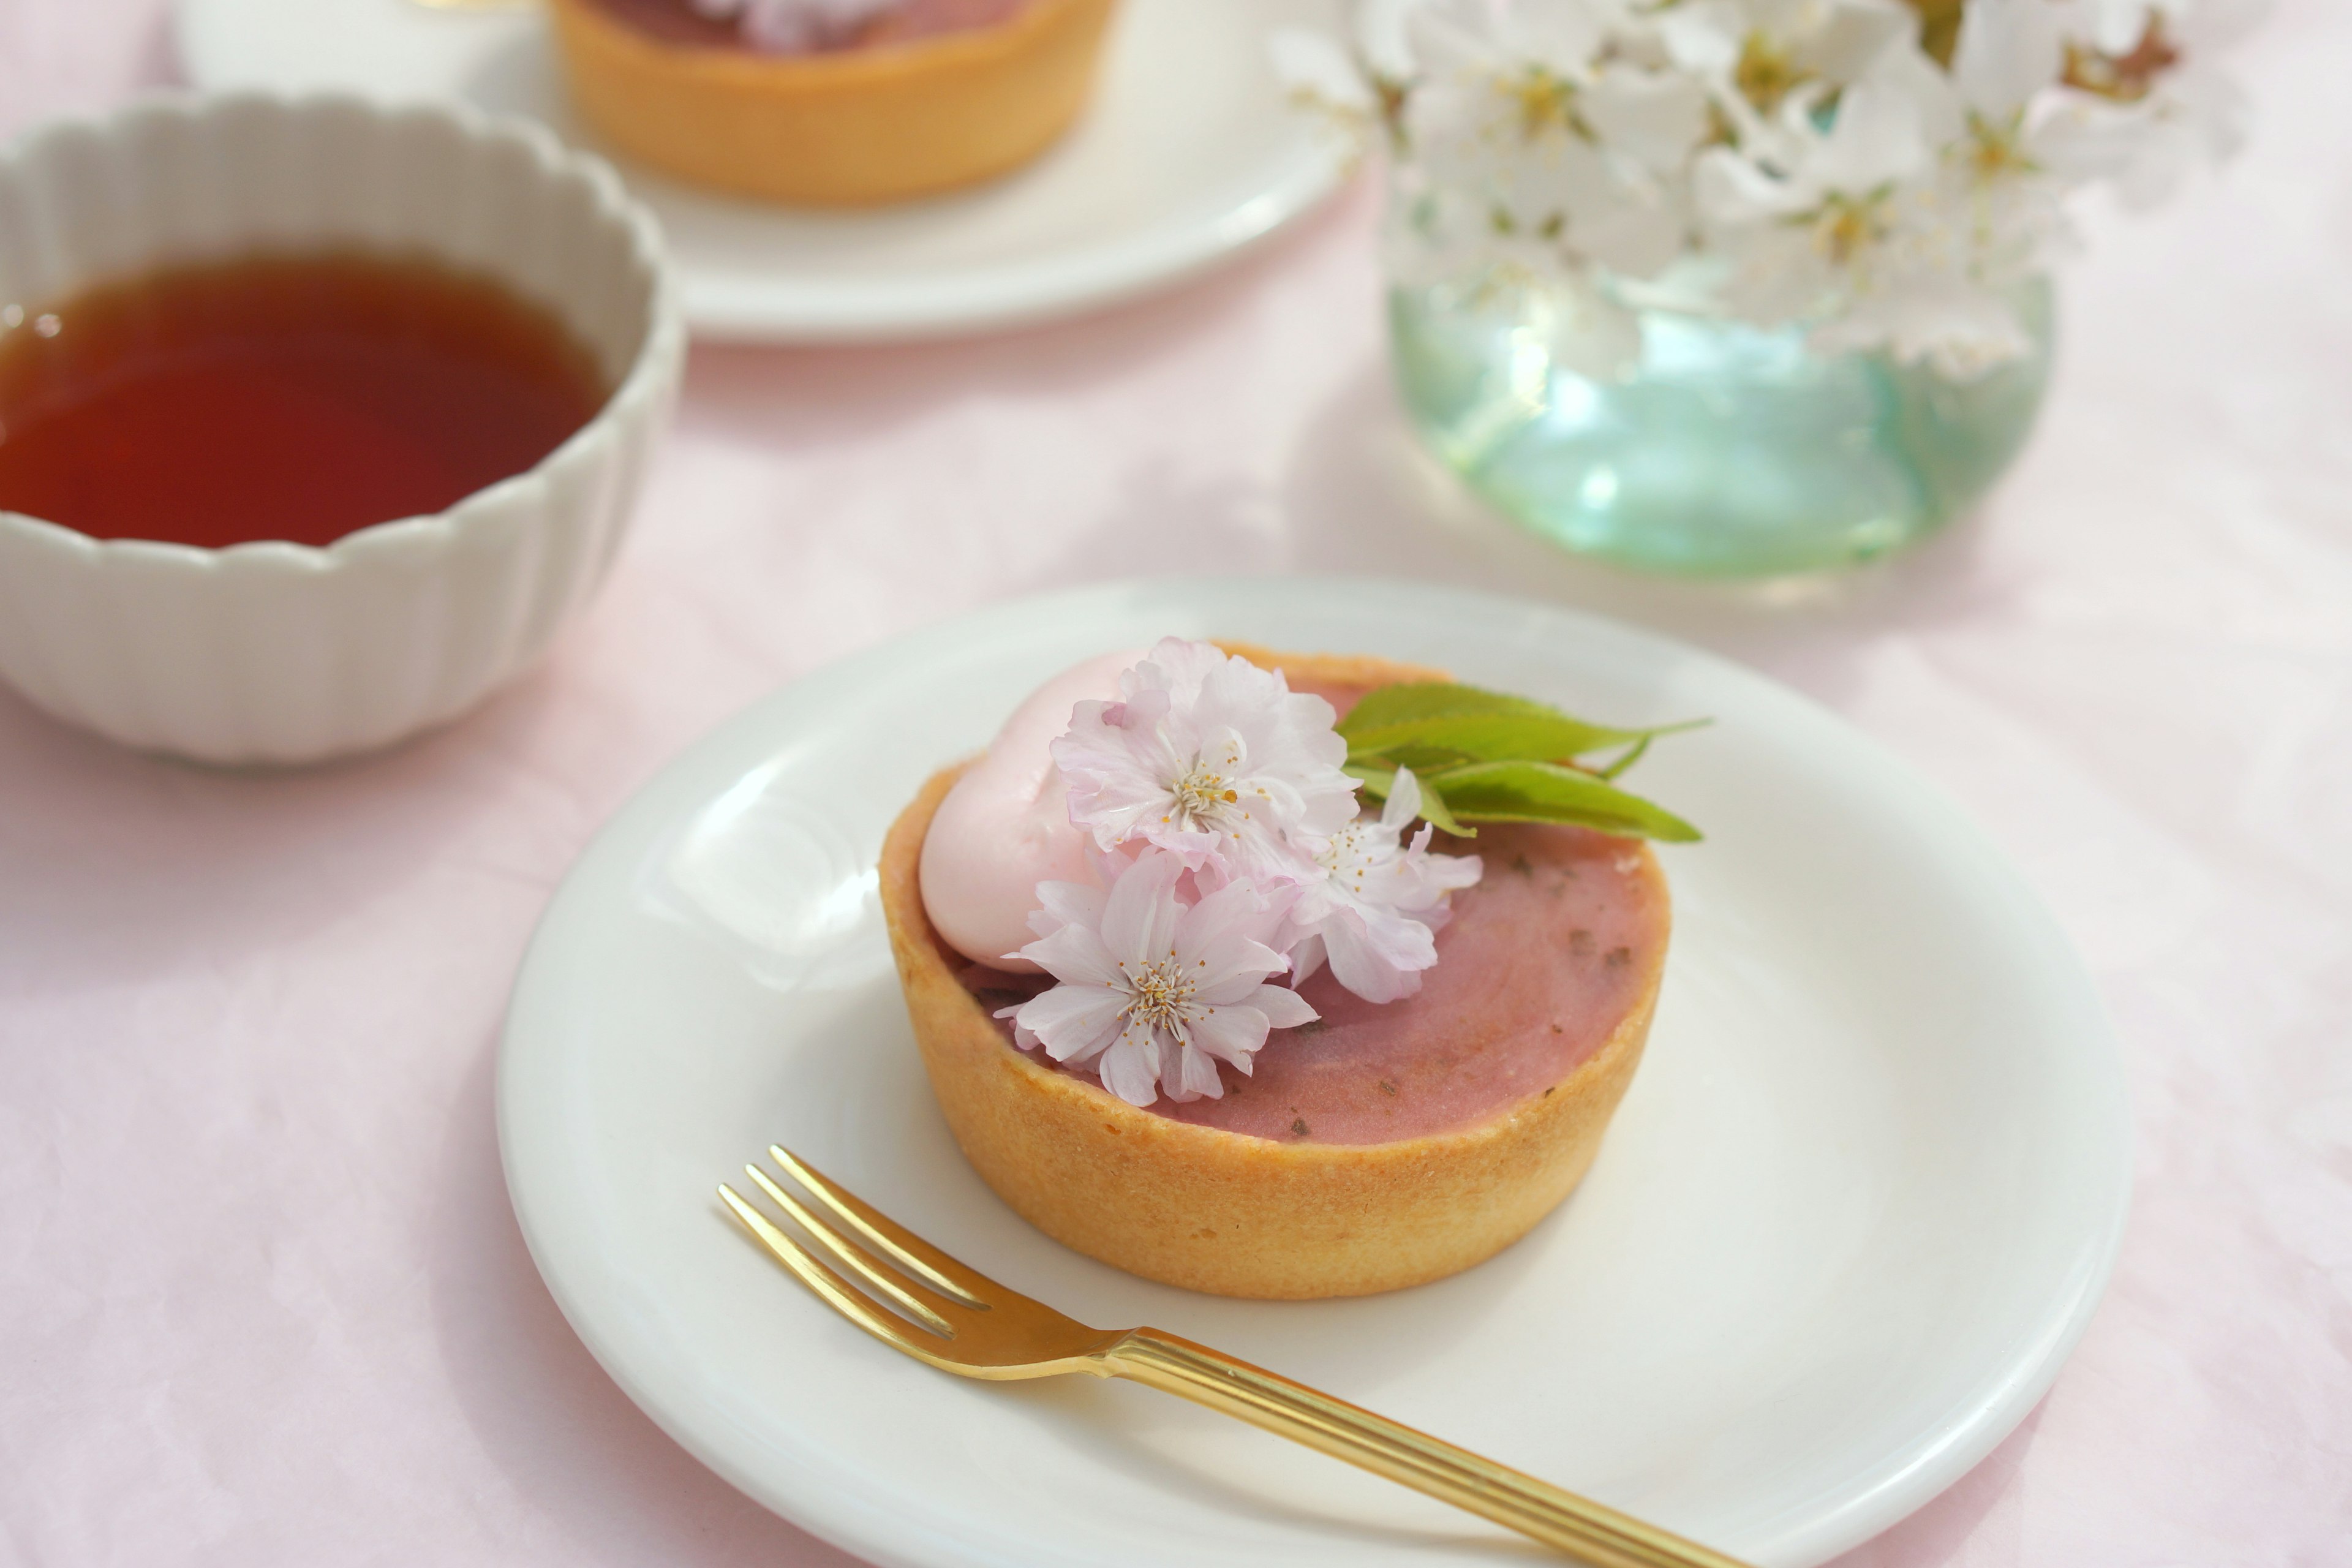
xmin=546 ymin=0 xmax=1116 ymax=206
xmin=879 ymin=646 xmax=1677 ymax=1300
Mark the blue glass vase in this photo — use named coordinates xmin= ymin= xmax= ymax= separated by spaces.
xmin=1389 ymin=274 xmax=2055 ymax=577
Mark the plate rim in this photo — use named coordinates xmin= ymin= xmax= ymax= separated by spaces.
xmin=170 ymin=0 xmax=1357 ymax=342
xmin=497 ymin=575 xmax=2134 ymax=1568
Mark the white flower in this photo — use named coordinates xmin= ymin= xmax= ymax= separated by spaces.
xmin=1777 ymin=0 xmax=2079 ymax=374
xmin=1270 ymin=26 xmax=1379 ymax=138
xmin=1382 ymin=184 xmax=1647 ymax=378
xmin=1697 ymin=29 xmax=2059 ymax=380
xmin=1279 ymin=0 xmax=2264 ymax=383
xmin=1351 ymin=0 xmax=1426 ymax=83
xmin=1400 ymin=0 xmax=1707 ymax=274
xmin=1659 ymin=0 xmax=1914 ymax=168
xmin=1922 ymin=0 xmax=2075 ymax=270
xmin=1265 ymin=0 xmax=1423 ymax=144
xmin=1052 ymin=638 xmax=1359 ymax=882
xmin=1002 ymin=850 xmax=1318 ymax=1107
xmin=1368 ymin=0 xmax=1713 ymax=377
xmin=695 ymin=0 xmax=895 ymax=51
xmin=2040 ymin=0 xmax=2266 ymax=208
xmin=1285 ymin=768 xmax=1485 ymax=1005
xmin=1696 ymin=62 xmax=1936 ymax=325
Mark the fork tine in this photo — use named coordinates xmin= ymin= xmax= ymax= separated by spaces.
xmin=718 ymin=1183 xmax=944 ymax=1358
xmin=767 ymin=1145 xmax=992 ymax=1308
xmin=742 ymin=1164 xmax=956 ymax=1336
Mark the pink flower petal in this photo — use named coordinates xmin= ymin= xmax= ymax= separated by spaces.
xmin=1249 ymin=984 xmax=1319 ymax=1031
xmin=1096 ymin=850 xmax=1183 ymax=966
xmin=1011 ymin=982 xmax=1128 ymax=1063
xmin=1011 ymin=921 xmax=1121 ymax=987
xmin=1095 ymin=1030 xmax=1166 ymax=1106
xmin=1186 ymin=1003 xmax=1273 ymax=1070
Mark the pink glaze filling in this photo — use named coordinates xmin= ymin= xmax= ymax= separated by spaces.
xmin=935 ymin=666 xmax=1667 ymax=1145
xmin=586 ymin=0 xmax=1030 ymax=51
xmin=957 ymin=821 xmax=1664 ymax=1145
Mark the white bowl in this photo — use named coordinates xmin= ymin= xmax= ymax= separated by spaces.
xmin=0 ymin=93 xmax=684 ymax=765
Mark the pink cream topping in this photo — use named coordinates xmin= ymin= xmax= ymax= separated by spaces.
xmin=919 ymin=648 xmax=1139 ymax=975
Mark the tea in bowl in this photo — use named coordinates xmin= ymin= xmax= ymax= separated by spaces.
xmin=0 ymin=94 xmax=685 ymax=764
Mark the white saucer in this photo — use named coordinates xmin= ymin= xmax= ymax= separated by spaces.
xmin=174 ymin=0 xmax=1352 ymax=340
xmin=497 ymin=578 xmax=2130 ymax=1568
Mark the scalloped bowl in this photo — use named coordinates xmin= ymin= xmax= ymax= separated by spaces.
xmin=0 ymin=94 xmax=684 ymax=764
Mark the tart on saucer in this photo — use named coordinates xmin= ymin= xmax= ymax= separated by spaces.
xmin=879 ymin=639 xmax=1699 ymax=1300
xmin=548 ymin=0 xmax=1117 ymax=206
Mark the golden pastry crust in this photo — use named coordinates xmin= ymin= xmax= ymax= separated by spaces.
xmin=878 ymin=649 xmax=1667 ymax=1299
xmin=548 ymin=0 xmax=1115 ymax=206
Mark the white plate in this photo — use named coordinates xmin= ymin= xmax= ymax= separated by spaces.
xmin=498 ymin=578 xmax=2130 ymax=1568
xmin=173 ymin=0 xmax=1351 ymax=341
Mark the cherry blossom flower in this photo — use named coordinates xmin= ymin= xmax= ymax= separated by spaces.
xmin=1002 ymin=850 xmax=1318 ymax=1106
xmin=1919 ymin=0 xmax=2072 ymax=232
xmin=1697 ymin=25 xmax=2054 ymax=378
xmin=1271 ymin=27 xmax=1380 ymax=132
xmin=1285 ymin=768 xmax=1485 ymax=1005
xmin=1658 ymin=0 xmax=1913 ymax=168
xmin=1051 ymin=638 xmax=1359 ymax=882
xmin=1403 ymin=0 xmax=1707 ymax=267
xmin=2041 ymin=0 xmax=2268 ymax=208
xmin=1271 ymin=0 xmax=2263 ymax=383
xmin=1695 ymin=64 xmax=1937 ymax=325
xmin=692 ymin=0 xmax=896 ymax=52
xmin=1372 ymin=0 xmax=1711 ymax=375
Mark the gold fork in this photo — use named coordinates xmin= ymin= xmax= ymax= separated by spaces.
xmin=720 ymin=1145 xmax=1754 ymax=1568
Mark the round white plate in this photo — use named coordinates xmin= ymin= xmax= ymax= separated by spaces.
xmin=175 ymin=0 xmax=1352 ymax=341
xmin=498 ymin=578 xmax=2130 ymax=1568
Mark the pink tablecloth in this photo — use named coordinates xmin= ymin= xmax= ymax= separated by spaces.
xmin=3 ymin=3 xmax=2347 ymax=1563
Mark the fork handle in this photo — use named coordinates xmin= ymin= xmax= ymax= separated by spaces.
xmin=1102 ymin=1329 xmax=1751 ymax=1568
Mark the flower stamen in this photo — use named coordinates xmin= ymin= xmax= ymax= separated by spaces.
xmin=1169 ymin=761 xmax=1237 ymax=826
xmin=1734 ymin=31 xmax=1813 ymax=116
xmin=1120 ymin=958 xmax=1197 ymax=1035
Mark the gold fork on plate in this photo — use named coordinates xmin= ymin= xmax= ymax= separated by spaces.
xmin=720 ymin=1145 xmax=1754 ymax=1568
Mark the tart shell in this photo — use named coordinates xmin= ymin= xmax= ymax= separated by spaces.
xmin=877 ymin=649 xmax=1667 ymax=1299
xmin=548 ymin=0 xmax=1116 ymax=207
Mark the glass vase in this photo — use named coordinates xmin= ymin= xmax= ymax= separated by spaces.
xmin=1389 ymin=273 xmax=2055 ymax=577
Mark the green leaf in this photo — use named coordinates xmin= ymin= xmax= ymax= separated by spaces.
xmin=1339 ymin=682 xmax=1703 ymax=769
xmin=1346 ymin=711 xmax=1649 ymax=766
xmin=1339 ymin=682 xmax=1706 ymax=842
xmin=1363 ymin=741 xmax=1483 ymax=775
xmin=1428 ymin=760 xmax=1703 ymax=843
xmin=1337 ymin=682 xmax=1555 ymax=735
xmin=1594 ymin=734 xmax=1651 ymax=781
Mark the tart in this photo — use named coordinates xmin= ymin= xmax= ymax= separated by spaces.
xmin=879 ymin=647 xmax=1672 ymax=1300
xmin=548 ymin=0 xmax=1117 ymax=206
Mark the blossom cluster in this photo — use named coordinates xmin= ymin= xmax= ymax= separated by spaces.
xmin=689 ymin=0 xmax=898 ymax=53
xmin=1277 ymin=0 xmax=2262 ymax=379
xmin=1000 ymin=639 xmax=1482 ymax=1108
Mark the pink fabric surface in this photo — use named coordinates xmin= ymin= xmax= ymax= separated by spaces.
xmin=2 ymin=2 xmax=2347 ymax=1564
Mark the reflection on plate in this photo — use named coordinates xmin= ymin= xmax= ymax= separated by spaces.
xmin=642 ymin=757 xmax=888 ymax=992
xmin=497 ymin=578 xmax=2130 ymax=1568
xmin=175 ymin=0 xmax=1354 ymax=340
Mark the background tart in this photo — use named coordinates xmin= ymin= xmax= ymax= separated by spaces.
xmin=878 ymin=648 xmax=1670 ymax=1300
xmin=547 ymin=0 xmax=1116 ymax=206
